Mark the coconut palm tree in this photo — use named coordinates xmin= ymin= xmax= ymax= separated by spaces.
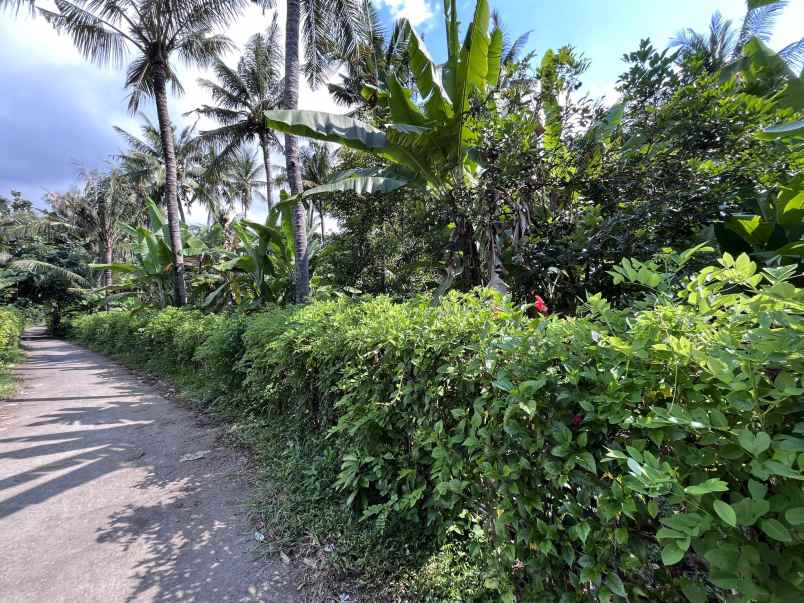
xmin=114 ymin=114 xmax=205 ymax=224
xmin=298 ymin=141 xmax=337 ymax=240
xmin=224 ymin=147 xmax=267 ymax=217
xmin=193 ymin=14 xmax=284 ymax=210
xmin=49 ymin=168 xmax=139 ymax=291
xmin=36 ymin=0 xmax=247 ymax=306
xmin=256 ymin=0 xmax=363 ymax=302
xmin=670 ymin=1 xmax=804 ymax=72
xmin=327 ymin=1 xmax=409 ymax=109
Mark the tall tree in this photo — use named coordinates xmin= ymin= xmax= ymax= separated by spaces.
xmin=50 ymin=169 xmax=138 ymax=291
xmin=115 ymin=113 xmax=204 ymax=223
xmin=194 ymin=13 xmax=284 ymax=209
xmin=298 ymin=141 xmax=337 ymax=241
xmin=224 ymin=146 xmax=267 ymax=217
xmin=257 ymin=0 xmax=362 ymax=302
xmin=327 ymin=1 xmax=409 ymax=109
xmin=670 ymin=1 xmax=804 ymax=72
xmin=37 ymin=0 xmax=246 ymax=305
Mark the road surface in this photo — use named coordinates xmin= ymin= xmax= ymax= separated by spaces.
xmin=0 ymin=328 xmax=296 ymax=602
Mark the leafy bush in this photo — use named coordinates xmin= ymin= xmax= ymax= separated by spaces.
xmin=0 ymin=306 xmax=24 ymax=365
xmin=67 ymin=253 xmax=804 ymax=602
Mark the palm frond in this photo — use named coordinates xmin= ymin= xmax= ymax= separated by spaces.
xmin=10 ymin=259 xmax=90 ymax=286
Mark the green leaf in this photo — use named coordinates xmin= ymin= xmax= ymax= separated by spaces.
xmin=758 ymin=118 xmax=804 ymax=140
xmin=760 ymin=518 xmax=792 ymax=543
xmin=748 ymin=479 xmax=767 ymax=500
xmin=264 ymin=110 xmax=388 ymax=152
xmin=733 ymin=497 xmax=770 ymax=526
xmin=386 ymin=74 xmax=429 ymax=126
xmin=775 ymin=177 xmax=804 ymax=236
xmin=575 ymin=452 xmax=597 ymax=475
xmin=713 ymin=500 xmax=737 ymax=527
xmin=453 ymin=0 xmax=491 ymax=111
xmin=402 ymin=21 xmax=454 ymax=121
xmin=738 ymin=429 xmax=771 ymax=457
xmin=724 ymin=216 xmax=774 ymax=248
xmin=605 ymin=573 xmax=626 ymax=598
xmin=661 ymin=542 xmax=685 ymax=566
xmin=680 ymin=580 xmax=708 ymax=603
xmin=574 ymin=522 xmax=591 ymax=544
xmin=300 ymin=172 xmax=409 ymax=199
xmin=785 ymin=507 xmax=804 ymax=525
xmin=685 ymin=478 xmax=729 ymax=496
xmin=486 ymin=24 xmax=504 ymax=88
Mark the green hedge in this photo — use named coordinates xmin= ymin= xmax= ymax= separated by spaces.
xmin=0 ymin=306 xmax=24 ymax=365
xmin=68 ymin=253 xmax=804 ymax=602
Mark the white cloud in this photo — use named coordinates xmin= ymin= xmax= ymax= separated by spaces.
xmin=0 ymin=3 xmax=349 ymax=219
xmin=374 ymin=0 xmax=435 ymax=28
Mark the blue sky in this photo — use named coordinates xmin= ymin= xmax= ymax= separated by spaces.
xmin=1 ymin=0 xmax=802 ymax=219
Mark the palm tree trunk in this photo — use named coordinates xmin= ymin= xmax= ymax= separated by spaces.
xmin=153 ymin=63 xmax=188 ymax=306
xmin=284 ymin=0 xmax=310 ymax=303
xmin=103 ymin=239 xmax=113 ymax=311
xmin=177 ymin=195 xmax=187 ymax=224
xmin=259 ymin=133 xmax=274 ymax=210
xmin=103 ymin=240 xmax=113 ymax=289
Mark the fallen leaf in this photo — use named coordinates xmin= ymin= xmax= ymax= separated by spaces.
xmin=180 ymin=450 xmax=210 ymax=462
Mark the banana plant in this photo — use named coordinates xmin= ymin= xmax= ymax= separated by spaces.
xmin=265 ymin=0 xmax=512 ymax=291
xmin=202 ymin=201 xmax=321 ymax=308
xmin=91 ymin=200 xmax=207 ymax=307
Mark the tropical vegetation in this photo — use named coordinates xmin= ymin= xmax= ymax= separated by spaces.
xmin=2 ymin=0 xmax=804 ymax=600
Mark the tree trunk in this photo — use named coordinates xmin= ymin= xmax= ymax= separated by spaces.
xmin=152 ymin=63 xmax=188 ymax=306
xmin=259 ymin=133 xmax=274 ymax=210
xmin=103 ymin=239 xmax=113 ymax=311
xmin=177 ymin=195 xmax=187 ymax=224
xmin=103 ymin=240 xmax=113 ymax=288
xmin=284 ymin=0 xmax=310 ymax=303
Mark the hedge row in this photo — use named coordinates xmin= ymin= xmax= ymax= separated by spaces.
xmin=68 ymin=253 xmax=804 ymax=602
xmin=0 ymin=306 xmax=23 ymax=365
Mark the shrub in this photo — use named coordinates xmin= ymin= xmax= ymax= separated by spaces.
xmin=66 ymin=253 xmax=804 ymax=602
xmin=0 ymin=306 xmax=24 ymax=365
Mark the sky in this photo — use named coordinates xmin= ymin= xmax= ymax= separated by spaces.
xmin=1 ymin=0 xmax=802 ymax=223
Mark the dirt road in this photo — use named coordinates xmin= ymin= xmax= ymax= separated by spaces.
xmin=0 ymin=328 xmax=296 ymax=602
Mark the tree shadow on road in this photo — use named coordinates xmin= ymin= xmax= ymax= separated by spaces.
xmin=0 ymin=337 xmax=297 ymax=602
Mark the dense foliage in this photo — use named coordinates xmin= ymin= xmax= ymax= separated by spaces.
xmin=0 ymin=306 xmax=23 ymax=365
xmin=4 ymin=0 xmax=804 ymax=599
xmin=69 ymin=251 xmax=804 ymax=601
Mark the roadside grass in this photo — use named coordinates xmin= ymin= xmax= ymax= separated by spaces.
xmin=0 ymin=349 xmax=23 ymax=399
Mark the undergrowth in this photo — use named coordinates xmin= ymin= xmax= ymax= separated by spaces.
xmin=68 ymin=251 xmax=804 ymax=602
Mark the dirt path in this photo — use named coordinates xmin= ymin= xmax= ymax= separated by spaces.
xmin=0 ymin=328 xmax=297 ymax=602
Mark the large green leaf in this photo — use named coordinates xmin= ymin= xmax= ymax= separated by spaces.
xmin=301 ymin=174 xmax=409 ymax=198
xmin=442 ymin=0 xmax=460 ymax=99
xmin=403 ymin=21 xmax=454 ymax=121
xmin=724 ymin=215 xmax=775 ymax=247
xmin=89 ymin=263 xmax=137 ymax=274
xmin=486 ymin=24 xmax=504 ymax=89
xmin=758 ymin=119 xmax=804 ymax=140
xmin=453 ymin=0 xmax=490 ymax=113
xmin=387 ymin=74 xmax=429 ymax=127
xmin=264 ymin=110 xmax=388 ymax=152
xmin=776 ymin=177 xmax=804 ymax=236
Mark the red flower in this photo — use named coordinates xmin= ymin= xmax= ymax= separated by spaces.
xmin=534 ymin=295 xmax=549 ymax=314
xmin=571 ymin=415 xmax=584 ymax=428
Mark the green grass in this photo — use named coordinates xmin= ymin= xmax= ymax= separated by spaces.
xmin=0 ymin=350 xmax=23 ymax=399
